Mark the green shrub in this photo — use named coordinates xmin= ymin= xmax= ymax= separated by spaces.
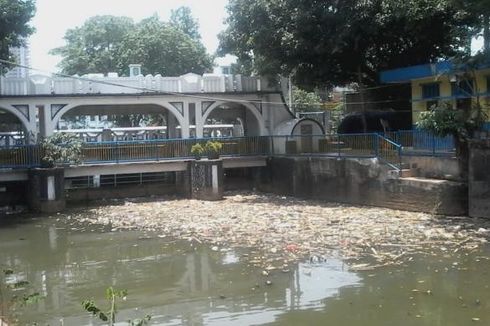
xmin=204 ymin=140 xmax=223 ymax=153
xmin=40 ymin=133 xmax=83 ymax=168
xmin=190 ymin=143 xmax=205 ymax=156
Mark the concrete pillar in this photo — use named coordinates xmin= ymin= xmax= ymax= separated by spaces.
xmin=38 ymin=104 xmax=54 ymax=137
xmin=26 ymin=104 xmax=38 ymax=143
xmin=28 ymin=167 xmax=66 ymax=213
xmin=167 ymin=113 xmax=178 ymax=139
xmin=180 ymin=119 xmax=190 ymax=139
xmin=183 ymin=101 xmax=194 ymax=138
xmin=195 ymin=101 xmax=204 ymax=138
xmin=190 ymin=159 xmax=224 ymax=200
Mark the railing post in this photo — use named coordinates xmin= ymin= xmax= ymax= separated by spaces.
xmin=115 ymin=142 xmax=119 ymax=163
xmin=432 ymin=133 xmax=436 ymax=156
xmin=375 ymin=134 xmax=379 ymax=158
xmin=337 ymin=134 xmax=341 ymax=157
xmin=269 ymin=135 xmax=274 ymax=156
xmin=398 ymin=145 xmax=402 ymax=170
xmin=156 ymin=141 xmax=160 ymax=161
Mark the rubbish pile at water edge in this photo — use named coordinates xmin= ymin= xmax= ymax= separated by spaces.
xmin=70 ymin=191 xmax=490 ymax=271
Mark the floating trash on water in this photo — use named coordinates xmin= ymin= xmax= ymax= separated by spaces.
xmin=73 ymin=191 xmax=490 ymax=270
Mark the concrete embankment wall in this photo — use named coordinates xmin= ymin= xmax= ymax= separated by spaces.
xmin=402 ymin=156 xmax=460 ymax=181
xmin=258 ymin=157 xmax=467 ymax=216
xmin=469 ymin=140 xmax=490 ymax=218
xmin=0 ymin=157 xmax=469 ymax=216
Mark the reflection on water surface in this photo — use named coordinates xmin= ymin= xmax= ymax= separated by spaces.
xmin=0 ymin=215 xmax=489 ymax=325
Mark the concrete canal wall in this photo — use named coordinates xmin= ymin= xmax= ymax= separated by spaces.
xmin=469 ymin=140 xmax=490 ymax=218
xmin=258 ymin=157 xmax=467 ymax=216
xmin=0 ymin=155 xmax=474 ymax=216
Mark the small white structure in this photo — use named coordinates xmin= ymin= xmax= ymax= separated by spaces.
xmin=273 ymin=118 xmax=325 ymax=154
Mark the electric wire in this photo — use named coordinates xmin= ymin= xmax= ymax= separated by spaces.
xmin=0 ymin=58 xmax=415 ymax=107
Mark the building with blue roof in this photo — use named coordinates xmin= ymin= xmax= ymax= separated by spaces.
xmin=380 ymin=60 xmax=490 ymax=130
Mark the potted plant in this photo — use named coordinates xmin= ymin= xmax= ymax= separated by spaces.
xmin=204 ymin=140 xmax=223 ymax=160
xmin=190 ymin=143 xmax=205 ymax=160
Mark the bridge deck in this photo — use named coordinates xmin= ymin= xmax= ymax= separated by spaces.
xmin=0 ymin=156 xmax=268 ymax=182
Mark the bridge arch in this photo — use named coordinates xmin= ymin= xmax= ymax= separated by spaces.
xmin=52 ymin=101 xmax=186 ymax=130
xmin=0 ymin=105 xmax=30 ymax=132
xmin=200 ymin=101 xmax=266 ymax=137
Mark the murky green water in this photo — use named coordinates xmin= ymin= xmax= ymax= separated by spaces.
xmin=1 ymin=213 xmax=490 ymax=325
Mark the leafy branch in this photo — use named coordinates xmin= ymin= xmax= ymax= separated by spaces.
xmin=82 ymin=287 xmax=151 ymax=326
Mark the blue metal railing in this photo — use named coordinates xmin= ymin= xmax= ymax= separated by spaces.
xmin=384 ymin=130 xmax=455 ymax=156
xmin=376 ymin=134 xmax=402 ymax=169
xmin=0 ymin=131 xmax=453 ymax=169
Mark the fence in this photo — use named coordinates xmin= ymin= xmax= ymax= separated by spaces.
xmin=1 ymin=132 xmax=450 ymax=170
xmin=270 ymin=133 xmax=401 ymax=169
xmin=384 ymin=130 xmax=455 ymax=156
xmin=0 ymin=145 xmax=41 ymax=168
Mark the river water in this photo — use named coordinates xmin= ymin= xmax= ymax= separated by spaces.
xmin=1 ymin=213 xmax=490 ymax=325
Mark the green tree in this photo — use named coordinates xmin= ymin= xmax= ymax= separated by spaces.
xmin=452 ymin=0 xmax=490 ymax=51
xmin=0 ymin=0 xmax=36 ymax=71
xmin=51 ymin=15 xmax=213 ymax=76
xmin=118 ymin=15 xmax=212 ymax=76
xmin=218 ymin=0 xmax=476 ymax=88
xmin=291 ymin=87 xmax=323 ymax=113
xmin=170 ymin=6 xmax=201 ymax=40
xmin=50 ymin=15 xmax=134 ymax=75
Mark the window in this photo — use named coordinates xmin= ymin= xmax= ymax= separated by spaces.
xmin=452 ymin=79 xmax=474 ymax=97
xmin=421 ymin=83 xmax=440 ymax=99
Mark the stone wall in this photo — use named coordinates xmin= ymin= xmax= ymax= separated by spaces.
xmin=469 ymin=140 xmax=490 ymax=218
xmin=258 ymin=157 xmax=467 ymax=215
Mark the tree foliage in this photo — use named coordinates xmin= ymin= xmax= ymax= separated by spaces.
xmin=417 ymin=102 xmax=486 ymax=139
xmin=51 ymin=14 xmax=212 ymax=76
xmin=292 ymin=87 xmax=323 ymax=112
xmin=50 ymin=15 xmax=133 ymax=75
xmin=0 ymin=0 xmax=36 ymax=69
xmin=39 ymin=133 xmax=83 ymax=168
xmin=170 ymin=6 xmax=201 ymax=40
xmin=118 ymin=15 xmax=212 ymax=76
xmin=452 ymin=0 xmax=490 ymax=50
xmin=219 ymin=0 xmax=477 ymax=88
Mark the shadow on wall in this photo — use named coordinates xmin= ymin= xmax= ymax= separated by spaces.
xmin=338 ymin=111 xmax=412 ymax=134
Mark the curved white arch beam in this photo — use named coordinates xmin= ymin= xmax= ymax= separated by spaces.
xmin=200 ymin=101 xmax=266 ymax=136
xmin=0 ymin=104 xmax=31 ymax=132
xmin=51 ymin=101 xmax=187 ymax=131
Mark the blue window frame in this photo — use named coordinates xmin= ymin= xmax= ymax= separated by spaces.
xmin=421 ymin=83 xmax=440 ymax=99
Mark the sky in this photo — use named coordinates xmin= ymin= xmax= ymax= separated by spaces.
xmin=29 ymin=0 xmax=232 ymax=74
xmin=26 ymin=0 xmax=487 ymax=74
